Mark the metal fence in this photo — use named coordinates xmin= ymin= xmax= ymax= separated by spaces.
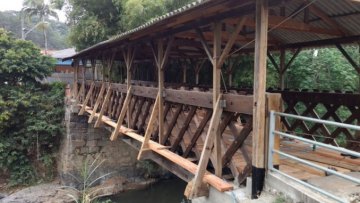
xmin=268 ymin=111 xmax=360 ymax=203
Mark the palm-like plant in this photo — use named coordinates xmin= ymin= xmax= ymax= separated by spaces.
xmin=22 ymin=0 xmax=60 ymax=54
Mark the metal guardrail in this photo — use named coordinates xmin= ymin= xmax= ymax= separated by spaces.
xmin=268 ymin=111 xmax=360 ymax=203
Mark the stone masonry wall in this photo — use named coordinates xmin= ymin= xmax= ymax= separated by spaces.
xmin=58 ymin=102 xmax=157 ymax=193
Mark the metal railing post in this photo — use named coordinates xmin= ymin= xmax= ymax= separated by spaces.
xmin=268 ymin=111 xmax=276 ymax=170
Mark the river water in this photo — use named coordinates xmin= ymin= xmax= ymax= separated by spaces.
xmin=109 ymin=178 xmax=191 ymax=203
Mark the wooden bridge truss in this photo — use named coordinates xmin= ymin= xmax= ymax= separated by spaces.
xmin=66 ymin=0 xmax=360 ymax=199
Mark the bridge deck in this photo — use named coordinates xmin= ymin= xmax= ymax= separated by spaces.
xmin=75 ymin=80 xmax=359 ymax=195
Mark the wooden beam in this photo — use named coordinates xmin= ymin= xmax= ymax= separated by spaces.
xmin=88 ymin=82 xmax=106 ymax=123
xmin=307 ymin=3 xmax=349 ymax=36
xmin=279 ymin=49 xmax=285 ymax=89
xmin=94 ymin=84 xmax=112 ymax=128
xmin=335 ymin=44 xmax=360 ymax=74
xmin=218 ymin=17 xmax=247 ymax=68
xmin=213 ymin=21 xmax=222 ymax=178
xmin=183 ymin=110 xmax=213 ymax=158
xmin=137 ymin=93 xmax=160 ymax=160
xmin=284 ymin=48 xmax=301 ymax=73
xmin=79 ymin=82 xmax=95 ymax=115
xmin=75 ymin=81 xmax=85 ymax=103
xmin=110 ymin=86 xmax=133 ymax=141
xmin=222 ymin=117 xmax=253 ymax=167
xmin=252 ymin=0 xmax=268 ymax=199
xmin=162 ymin=104 xmax=183 ymax=145
xmin=227 ymin=15 xmax=343 ymax=36
xmin=195 ymin=28 xmax=214 ymax=65
xmin=267 ymin=51 xmax=280 ymax=73
xmin=171 ymin=106 xmax=197 ymax=152
xmin=190 ymin=95 xmax=223 ymax=198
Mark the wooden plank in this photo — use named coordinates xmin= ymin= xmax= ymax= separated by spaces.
xmin=88 ymin=83 xmax=106 ymax=123
xmin=131 ymin=98 xmax=146 ymax=129
xmin=94 ymin=84 xmax=112 ymax=127
xmin=138 ymin=100 xmax=152 ymax=131
xmin=213 ymin=21 xmax=222 ymax=178
xmin=171 ymin=106 xmax=197 ymax=152
xmin=162 ymin=104 xmax=183 ymax=145
xmin=191 ymin=95 xmax=223 ymax=198
xmin=222 ymin=117 xmax=253 ymax=166
xmin=138 ymin=93 xmax=160 ymax=160
xmin=265 ymin=93 xmax=282 ymax=167
xmin=252 ymin=0 xmax=268 ymax=198
xmin=183 ymin=110 xmax=213 ymax=158
xmin=110 ymin=86 xmax=133 ymax=141
xmin=79 ymin=82 xmax=95 ymax=115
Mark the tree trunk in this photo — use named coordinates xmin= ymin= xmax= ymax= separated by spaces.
xmin=42 ymin=16 xmax=48 ymax=54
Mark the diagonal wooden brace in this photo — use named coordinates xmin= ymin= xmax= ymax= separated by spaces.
xmin=79 ymin=82 xmax=95 ymax=115
xmin=75 ymin=82 xmax=85 ymax=103
xmin=190 ymin=95 xmax=223 ymax=198
xmin=110 ymin=86 xmax=133 ymax=141
xmin=88 ymin=83 xmax=106 ymax=123
xmin=94 ymin=84 xmax=112 ymax=128
xmin=137 ymin=93 xmax=160 ymax=160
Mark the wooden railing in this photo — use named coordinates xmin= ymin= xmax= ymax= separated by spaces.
xmin=280 ymin=91 xmax=360 ymax=151
xmin=75 ymin=80 xmax=265 ymax=188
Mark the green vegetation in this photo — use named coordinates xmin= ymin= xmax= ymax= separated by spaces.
xmin=66 ymin=0 xmax=193 ymax=50
xmin=0 ymin=28 xmax=64 ymax=186
xmin=61 ymin=156 xmax=113 ymax=203
xmin=0 ymin=10 xmax=69 ymax=50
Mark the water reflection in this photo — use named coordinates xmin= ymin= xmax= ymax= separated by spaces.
xmin=109 ymin=178 xmax=191 ymax=203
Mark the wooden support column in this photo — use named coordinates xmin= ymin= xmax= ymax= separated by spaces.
xmin=190 ymin=95 xmax=223 ymax=198
xmin=265 ymin=94 xmax=282 ymax=169
xmin=151 ymin=37 xmax=174 ymax=144
xmin=73 ymin=60 xmax=79 ymax=99
xmin=194 ymin=60 xmax=205 ymax=85
xmin=94 ymin=53 xmax=116 ymax=127
xmin=252 ymin=0 xmax=268 ymax=199
xmin=190 ymin=18 xmax=247 ymax=195
xmin=279 ymin=49 xmax=285 ymax=89
xmin=212 ymin=21 xmax=222 ymax=178
xmin=123 ymin=46 xmax=136 ymax=127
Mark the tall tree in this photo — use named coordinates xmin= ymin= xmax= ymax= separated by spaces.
xmin=22 ymin=0 xmax=61 ymax=54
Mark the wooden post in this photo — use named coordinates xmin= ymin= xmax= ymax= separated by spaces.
xmin=151 ymin=38 xmax=173 ymax=144
xmin=123 ymin=46 xmax=136 ymax=127
xmin=252 ymin=0 xmax=268 ymax=199
xmin=73 ymin=60 xmax=79 ymax=99
xmin=157 ymin=40 xmax=165 ymax=144
xmin=213 ymin=21 xmax=222 ymax=178
xmin=279 ymin=49 xmax=285 ymax=89
xmin=182 ymin=62 xmax=187 ymax=83
xmin=265 ymin=94 xmax=281 ymax=169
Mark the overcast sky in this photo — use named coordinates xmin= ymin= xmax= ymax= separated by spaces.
xmin=0 ymin=0 xmax=67 ymax=22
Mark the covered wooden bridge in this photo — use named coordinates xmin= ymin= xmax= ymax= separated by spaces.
xmin=66 ymin=0 xmax=360 ymax=200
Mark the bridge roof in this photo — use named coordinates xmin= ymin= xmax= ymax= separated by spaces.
xmin=66 ymin=0 xmax=360 ymax=61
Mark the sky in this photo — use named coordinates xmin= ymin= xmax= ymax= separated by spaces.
xmin=0 ymin=0 xmax=67 ymax=22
